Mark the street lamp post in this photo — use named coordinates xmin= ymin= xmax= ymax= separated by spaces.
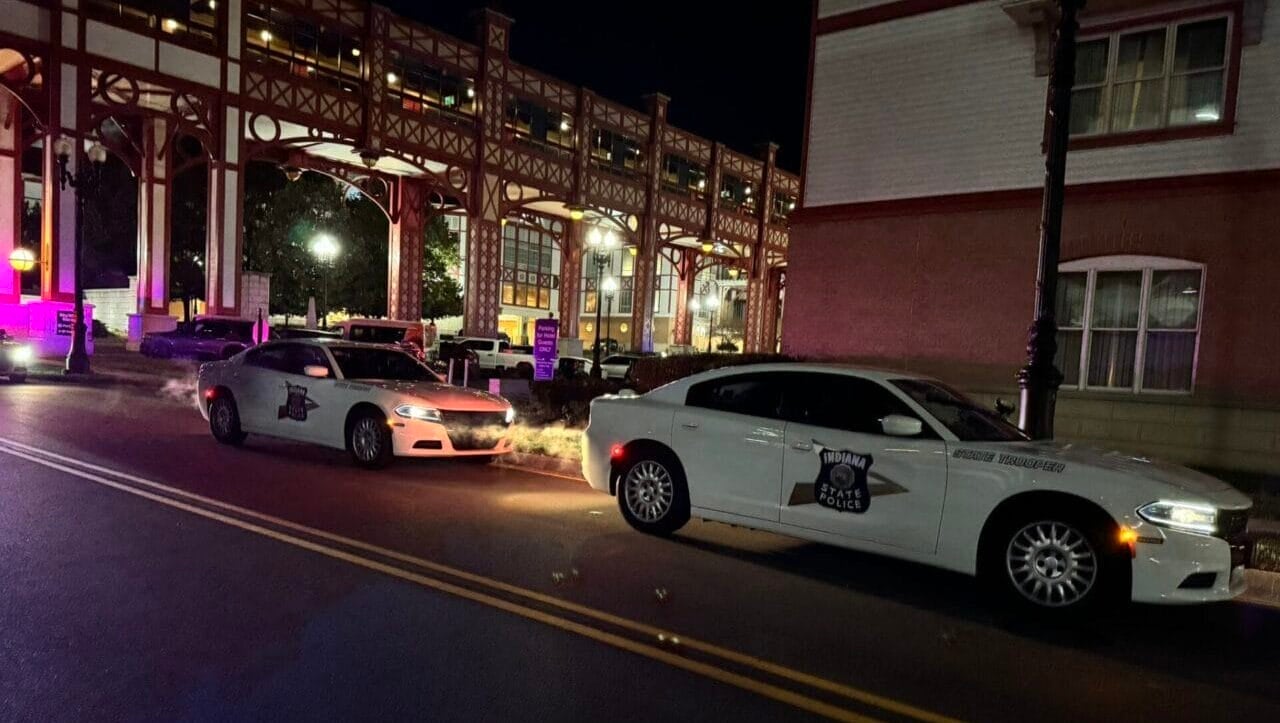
xmin=310 ymin=234 xmax=339 ymax=329
xmin=53 ymin=137 xmax=108 ymax=375
xmin=1018 ymin=0 xmax=1083 ymax=439
xmin=601 ymin=276 xmax=618 ymax=355
xmin=693 ymin=280 xmax=719 ymax=354
xmin=586 ymin=228 xmax=617 ymax=378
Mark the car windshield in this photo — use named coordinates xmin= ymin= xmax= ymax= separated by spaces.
xmin=329 ymin=347 xmax=439 ymax=382
xmin=890 ymin=379 xmax=1028 ymax=442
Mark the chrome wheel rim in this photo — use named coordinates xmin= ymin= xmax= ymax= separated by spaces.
xmin=623 ymin=461 xmax=674 ymax=523
xmin=211 ymin=401 xmax=234 ymax=437
xmin=352 ymin=418 xmax=383 ymax=462
xmin=1006 ymin=521 xmax=1097 ymax=607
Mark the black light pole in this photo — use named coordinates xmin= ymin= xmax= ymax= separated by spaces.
xmin=1018 ymin=0 xmax=1084 ymax=439
xmin=602 ymin=277 xmax=617 ymax=353
xmin=587 ymin=228 xmax=616 ymax=379
xmin=54 ymin=137 xmax=107 ymax=376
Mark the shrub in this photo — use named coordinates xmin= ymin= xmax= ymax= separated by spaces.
xmin=630 ymin=353 xmax=796 ymax=393
xmin=716 ymin=340 xmax=739 ymax=353
xmin=525 ymin=376 xmax=621 ymax=427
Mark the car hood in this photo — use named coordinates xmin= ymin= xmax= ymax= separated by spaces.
xmin=352 ymin=379 xmax=509 ymax=411
xmin=974 ymin=440 xmax=1249 ymax=506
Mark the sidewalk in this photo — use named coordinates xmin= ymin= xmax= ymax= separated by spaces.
xmin=26 ymin=336 xmax=195 ymax=389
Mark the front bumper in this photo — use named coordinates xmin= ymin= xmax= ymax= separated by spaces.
xmin=388 ymin=419 xmax=513 ymax=458
xmin=1130 ymin=521 xmax=1248 ymax=604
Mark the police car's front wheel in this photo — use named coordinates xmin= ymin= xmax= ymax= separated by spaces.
xmin=348 ymin=410 xmax=393 ymax=469
xmin=985 ymin=507 xmax=1128 ymax=613
xmin=617 ymin=450 xmax=690 ymax=536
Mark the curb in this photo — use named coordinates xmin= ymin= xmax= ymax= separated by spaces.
xmin=1241 ymin=569 xmax=1280 ymax=610
xmin=496 ymin=451 xmax=585 ymax=480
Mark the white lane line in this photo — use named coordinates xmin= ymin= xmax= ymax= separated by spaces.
xmin=0 ymin=437 xmax=963 ymax=723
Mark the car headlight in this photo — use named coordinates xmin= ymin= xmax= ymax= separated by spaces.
xmin=394 ymin=404 xmax=443 ymax=423
xmin=9 ymin=345 xmax=33 ymax=365
xmin=1137 ymin=500 xmax=1217 ymax=535
xmin=504 ymin=406 xmax=516 ymax=424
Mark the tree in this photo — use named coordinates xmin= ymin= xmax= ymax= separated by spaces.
xmin=242 ymin=165 xmax=349 ymax=319
xmin=422 ymin=215 xmax=463 ymax=320
xmin=170 ymin=168 xmax=207 ymax=321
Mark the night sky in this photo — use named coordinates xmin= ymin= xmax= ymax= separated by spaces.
xmin=381 ymin=1 xmax=812 ymax=172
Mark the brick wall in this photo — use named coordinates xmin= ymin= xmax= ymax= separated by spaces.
xmin=784 ymin=179 xmax=1280 ymax=473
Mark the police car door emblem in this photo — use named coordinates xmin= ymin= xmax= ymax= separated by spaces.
xmin=814 ymin=445 xmax=873 ymax=513
xmin=279 ymin=382 xmax=319 ymax=421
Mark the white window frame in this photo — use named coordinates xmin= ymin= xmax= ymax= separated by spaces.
xmin=1059 ymin=255 xmax=1205 ymax=395
xmin=1073 ymin=11 xmax=1233 ymax=138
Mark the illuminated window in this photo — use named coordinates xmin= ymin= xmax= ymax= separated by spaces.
xmin=1071 ymin=14 xmax=1231 ymax=137
xmin=86 ymin=1 xmax=219 ymax=45
xmin=244 ymin=3 xmax=364 ymax=92
xmin=719 ymin=174 xmax=756 ymax=214
xmin=661 ymin=154 xmax=708 ymax=198
xmin=1055 ymin=257 xmax=1203 ymax=393
xmin=772 ymin=191 xmax=797 ymax=220
xmin=501 ymin=221 xmax=556 ymax=310
xmin=506 ymin=97 xmax=573 ymax=154
xmin=387 ymin=52 xmax=476 ymax=124
xmin=591 ymin=128 xmax=644 ymax=179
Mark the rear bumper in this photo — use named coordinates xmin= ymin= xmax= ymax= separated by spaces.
xmin=580 ymin=428 xmax=612 ymax=494
xmin=389 ymin=420 xmax=513 ymax=458
xmin=1130 ymin=523 xmax=1248 ymax=604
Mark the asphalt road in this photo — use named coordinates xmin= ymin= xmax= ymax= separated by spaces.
xmin=2 ymin=379 xmax=1279 ymax=722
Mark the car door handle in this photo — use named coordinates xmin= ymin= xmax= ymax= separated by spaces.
xmin=791 ymin=441 xmax=813 ymax=451
xmin=680 ymin=422 xmax=699 ymax=429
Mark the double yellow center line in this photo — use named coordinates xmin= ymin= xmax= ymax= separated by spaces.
xmin=0 ymin=437 xmax=962 ymax=723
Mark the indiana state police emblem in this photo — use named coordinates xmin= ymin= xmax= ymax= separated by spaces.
xmin=814 ymin=446 xmax=874 ymax=514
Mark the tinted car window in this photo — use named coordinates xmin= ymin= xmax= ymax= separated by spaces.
xmin=784 ymin=373 xmax=927 ymax=436
xmin=461 ymin=339 xmax=493 ymax=351
xmin=243 ymin=344 xmax=289 ymax=371
xmin=195 ymin=322 xmax=225 ymax=338
xmin=686 ymin=373 xmax=785 ymax=420
xmin=347 ymin=326 xmax=407 ymax=344
xmin=280 ymin=344 xmax=332 ymax=376
xmin=330 ymin=347 xmax=438 ymax=381
xmin=891 ymin=379 xmax=1028 ymax=442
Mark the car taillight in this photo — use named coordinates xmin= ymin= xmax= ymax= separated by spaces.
xmin=610 ymin=443 xmax=624 ymax=460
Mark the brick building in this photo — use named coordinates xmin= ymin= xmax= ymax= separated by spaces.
xmin=789 ymin=0 xmax=1280 ymax=473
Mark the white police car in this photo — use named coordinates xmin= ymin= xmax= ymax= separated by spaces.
xmin=582 ymin=363 xmax=1252 ymax=610
xmin=198 ymin=340 xmax=514 ymax=467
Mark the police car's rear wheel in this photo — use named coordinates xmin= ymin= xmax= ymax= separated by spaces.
xmin=349 ymin=411 xmax=393 ymax=469
xmin=209 ymin=396 xmax=246 ymax=446
xmin=618 ymin=452 xmax=689 ymax=535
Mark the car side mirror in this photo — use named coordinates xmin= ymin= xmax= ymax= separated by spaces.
xmin=881 ymin=414 xmax=923 ymax=437
xmin=994 ymin=398 xmax=1016 ymax=419
xmin=303 ymin=365 xmax=330 ymax=379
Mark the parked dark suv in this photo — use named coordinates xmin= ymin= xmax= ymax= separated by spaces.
xmin=140 ymin=317 xmax=255 ymax=360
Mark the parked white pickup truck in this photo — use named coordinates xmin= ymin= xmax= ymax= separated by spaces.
xmin=454 ymin=337 xmax=538 ymax=375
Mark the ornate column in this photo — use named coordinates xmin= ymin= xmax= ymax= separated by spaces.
xmin=388 ymin=177 xmax=426 ymax=320
xmin=41 ymin=61 xmax=76 ymax=303
xmin=204 ymin=139 xmax=244 ymax=316
xmin=127 ymin=117 xmax=175 ymax=348
xmin=461 ymin=10 xmax=511 ymax=338
xmin=0 ymin=93 xmax=21 ymax=304
xmin=671 ymin=248 xmax=697 ymax=346
xmin=743 ymin=143 xmax=777 ymax=354
xmin=628 ymin=93 xmax=668 ymax=352
xmin=558 ymin=220 xmax=583 ymax=339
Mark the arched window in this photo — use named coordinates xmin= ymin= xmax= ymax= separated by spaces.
xmin=1056 ymin=256 xmax=1203 ymax=393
